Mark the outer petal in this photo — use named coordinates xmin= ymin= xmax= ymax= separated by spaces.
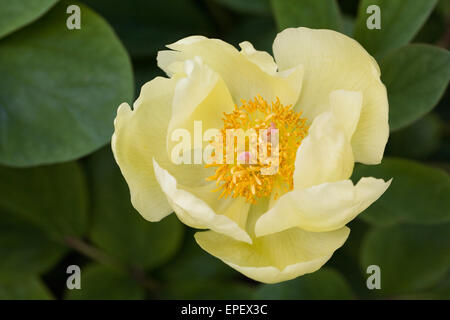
xmin=273 ymin=27 xmax=389 ymax=164
xmin=112 ymin=77 xmax=176 ymax=222
xmin=195 ymin=227 xmax=349 ymax=284
xmin=153 ymin=159 xmax=252 ymax=243
xmin=157 ymin=36 xmax=303 ymax=107
xmin=293 ymin=111 xmax=354 ymax=189
xmin=255 ymin=178 xmax=391 ymax=236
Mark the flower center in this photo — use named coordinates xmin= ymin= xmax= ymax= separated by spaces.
xmin=206 ymin=95 xmax=308 ymax=203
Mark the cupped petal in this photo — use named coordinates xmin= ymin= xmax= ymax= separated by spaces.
xmin=273 ymin=27 xmax=389 ymax=164
xmin=167 ymin=57 xmax=235 ymax=163
xmin=112 ymin=77 xmax=177 ymax=222
xmin=169 ymin=57 xmax=235 ymax=132
xmin=153 ymin=159 xmax=252 ymax=243
xmin=157 ymin=36 xmax=303 ymax=107
xmin=256 ymin=177 xmax=391 ymax=236
xmin=195 ymin=226 xmax=349 ymax=284
xmin=293 ymin=111 xmax=354 ymax=190
xmin=239 ymin=41 xmax=278 ymax=75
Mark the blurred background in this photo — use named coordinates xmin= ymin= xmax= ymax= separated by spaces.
xmin=0 ymin=0 xmax=449 ymax=299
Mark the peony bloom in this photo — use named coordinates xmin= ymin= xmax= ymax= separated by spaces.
xmin=112 ymin=27 xmax=391 ymax=283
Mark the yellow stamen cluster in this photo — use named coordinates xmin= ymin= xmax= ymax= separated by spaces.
xmin=206 ymin=95 xmax=308 ymax=203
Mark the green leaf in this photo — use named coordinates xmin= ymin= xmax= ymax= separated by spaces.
xmin=0 ymin=213 xmax=67 ymax=281
xmin=65 ymin=264 xmax=145 ymax=300
xmin=133 ymin=62 xmax=164 ymax=99
xmin=387 ymin=113 xmax=443 ymax=159
xmin=271 ymin=0 xmax=342 ymax=31
xmin=400 ymin=276 xmax=450 ymax=300
xmin=225 ymin=16 xmax=277 ymax=54
xmin=0 ymin=0 xmax=133 ymax=167
xmin=438 ymin=0 xmax=450 ymax=19
xmin=328 ymin=220 xmax=378 ymax=299
xmin=342 ymin=15 xmax=355 ymax=37
xmin=0 ymin=162 xmax=88 ymax=241
xmin=85 ymin=147 xmax=184 ymax=270
xmin=83 ymin=0 xmax=213 ymax=58
xmin=0 ymin=0 xmax=58 ymax=39
xmin=413 ymin=10 xmax=446 ymax=44
xmin=354 ymin=0 xmax=438 ymax=59
xmin=352 ymin=157 xmax=450 ymax=227
xmin=253 ymin=268 xmax=354 ymax=299
xmin=214 ymin=0 xmax=271 ymax=16
xmin=163 ymin=281 xmax=255 ymax=300
xmin=381 ymin=44 xmax=450 ymax=131
xmin=159 ymin=230 xmax=238 ymax=283
xmin=0 ymin=277 xmax=53 ymax=300
xmin=158 ymin=229 xmax=251 ymax=299
xmin=361 ymin=223 xmax=450 ymax=295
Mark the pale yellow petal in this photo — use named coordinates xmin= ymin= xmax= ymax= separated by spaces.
xmin=273 ymin=27 xmax=389 ymax=164
xmin=167 ymin=57 xmax=235 ymax=160
xmin=293 ymin=112 xmax=354 ymax=189
xmin=153 ymin=159 xmax=252 ymax=243
xmin=112 ymin=77 xmax=176 ymax=222
xmin=159 ymin=57 xmax=252 ymax=235
xmin=239 ymin=41 xmax=278 ymax=75
xmin=256 ymin=178 xmax=391 ymax=236
xmin=195 ymin=226 xmax=349 ymax=284
xmin=330 ymin=90 xmax=363 ymax=140
xmin=156 ymin=50 xmax=184 ymax=76
xmin=157 ymin=36 xmax=303 ymax=107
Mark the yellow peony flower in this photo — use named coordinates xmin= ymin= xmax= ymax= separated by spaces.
xmin=112 ymin=27 xmax=391 ymax=284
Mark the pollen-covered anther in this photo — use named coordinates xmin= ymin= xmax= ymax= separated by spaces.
xmin=206 ymin=95 xmax=308 ymax=203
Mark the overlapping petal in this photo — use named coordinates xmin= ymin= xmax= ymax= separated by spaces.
xmin=329 ymin=90 xmax=363 ymax=140
xmin=153 ymin=159 xmax=252 ymax=243
xmin=157 ymin=36 xmax=304 ymax=107
xmin=255 ymin=178 xmax=391 ymax=235
xmin=195 ymin=227 xmax=349 ymax=284
xmin=168 ymin=57 xmax=235 ymax=137
xmin=293 ymin=110 xmax=354 ymax=190
xmin=273 ymin=27 xmax=389 ymax=164
xmin=195 ymin=202 xmax=350 ymax=283
xmin=239 ymin=41 xmax=278 ymax=75
xmin=112 ymin=77 xmax=176 ymax=222
xmin=166 ymin=57 xmax=236 ymax=166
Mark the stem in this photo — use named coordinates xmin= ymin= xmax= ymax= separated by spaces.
xmin=65 ymin=236 xmax=122 ymax=268
xmin=64 ymin=236 xmax=160 ymax=294
xmin=130 ymin=266 xmax=160 ymax=293
xmin=437 ymin=24 xmax=450 ymax=48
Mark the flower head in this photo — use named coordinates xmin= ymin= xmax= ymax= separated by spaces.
xmin=112 ymin=27 xmax=391 ymax=283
